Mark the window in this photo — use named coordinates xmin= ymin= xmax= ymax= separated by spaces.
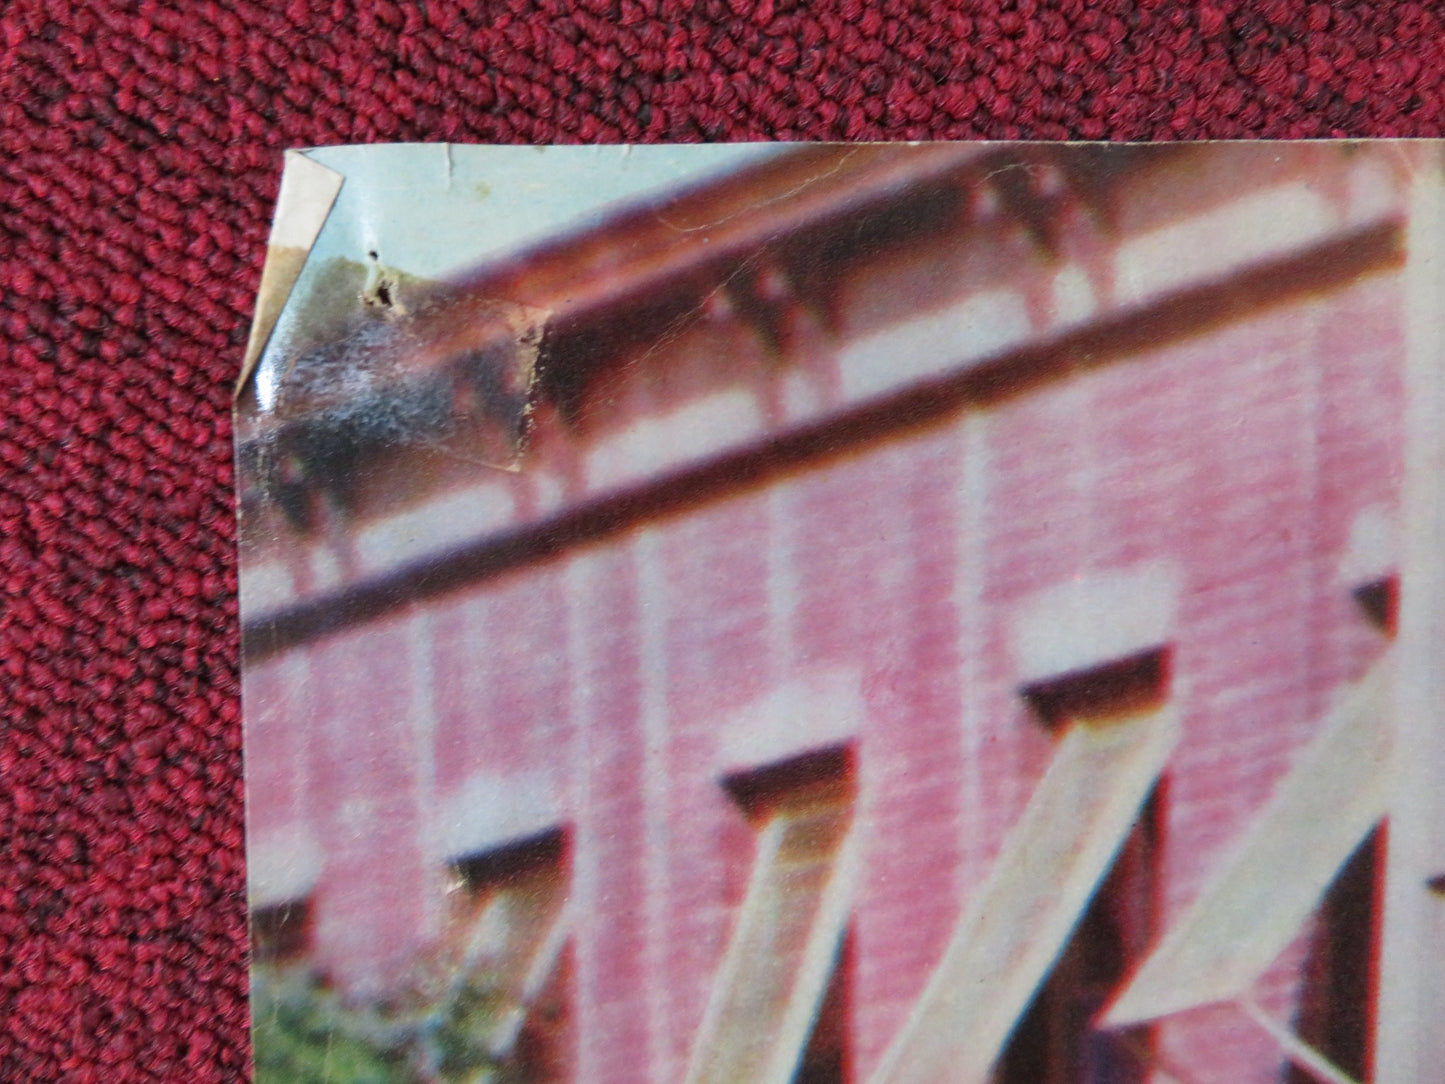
xmin=1352 ymin=575 xmax=1398 ymax=636
xmin=870 ymin=649 xmax=1175 ymax=1084
xmin=797 ymin=931 xmax=853 ymax=1084
xmin=1102 ymin=653 xmax=1392 ymax=1084
xmin=995 ymin=792 xmax=1161 ymax=1084
xmin=1287 ymin=826 xmax=1382 ymax=1084
xmin=686 ymin=746 xmax=857 ymax=1084
xmin=998 ymin=653 xmax=1167 ymax=1084
xmin=247 ymin=824 xmax=322 ymax=968
xmin=447 ymin=827 xmax=572 ymax=1074
xmin=251 ymin=897 xmax=312 ymax=966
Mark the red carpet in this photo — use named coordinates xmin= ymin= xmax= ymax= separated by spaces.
xmin=1 ymin=1 xmax=1442 ymax=1078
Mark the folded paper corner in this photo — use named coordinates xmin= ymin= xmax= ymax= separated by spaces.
xmin=235 ymin=149 xmax=345 ymax=401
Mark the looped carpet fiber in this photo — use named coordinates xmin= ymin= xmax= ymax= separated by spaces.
xmin=1 ymin=1 xmax=1443 ymax=1078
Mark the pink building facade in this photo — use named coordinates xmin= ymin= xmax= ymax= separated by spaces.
xmin=240 ymin=143 xmax=1426 ymax=1082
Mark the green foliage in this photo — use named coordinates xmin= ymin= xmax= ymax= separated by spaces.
xmin=250 ymin=965 xmax=524 ymax=1084
xmin=432 ymin=981 xmax=510 ymax=1081
xmin=251 ymin=969 xmax=410 ymax=1084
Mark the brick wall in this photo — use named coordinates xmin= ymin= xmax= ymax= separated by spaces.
xmin=241 ymin=142 xmax=1409 ymax=1082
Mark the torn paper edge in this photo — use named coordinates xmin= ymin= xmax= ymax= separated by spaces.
xmin=235 ymin=150 xmax=345 ymax=399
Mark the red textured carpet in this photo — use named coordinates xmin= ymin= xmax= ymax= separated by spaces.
xmin=1 ymin=2 xmax=1442 ymax=1079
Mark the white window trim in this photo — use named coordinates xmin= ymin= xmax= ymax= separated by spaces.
xmin=868 ymin=703 xmax=1179 ymax=1084
xmin=1238 ymin=997 xmax=1362 ymax=1084
xmin=683 ymin=802 xmax=859 ymax=1084
xmin=247 ymin=824 xmax=323 ymax=910
xmin=713 ymin=668 xmax=864 ymax=777
xmin=434 ymin=771 xmax=564 ymax=865
xmin=1010 ymin=565 xmax=1179 ymax=688
xmin=476 ymin=898 xmax=574 ymax=1059
xmin=449 ymin=846 xmax=573 ymax=1061
xmin=1102 ymin=652 xmax=1392 ymax=1030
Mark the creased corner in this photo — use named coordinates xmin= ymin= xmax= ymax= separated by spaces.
xmin=236 ymin=150 xmax=345 ymax=400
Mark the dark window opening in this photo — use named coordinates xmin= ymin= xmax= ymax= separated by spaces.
xmin=451 ymin=827 xmax=570 ymax=895
xmin=794 ymin=931 xmax=853 ymax=1084
xmin=1352 ymin=577 xmax=1398 ymax=637
xmin=508 ymin=943 xmax=575 ymax=1083
xmin=1288 ymin=826 xmax=1382 ymax=1084
xmin=1021 ymin=649 xmax=1170 ymax=730
xmin=722 ymin=744 xmax=856 ymax=821
xmin=251 ymin=898 xmax=311 ymax=965
xmin=995 ymin=790 xmax=1162 ymax=1084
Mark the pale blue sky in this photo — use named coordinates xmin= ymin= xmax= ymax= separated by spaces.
xmin=302 ymin=142 xmax=785 ymax=280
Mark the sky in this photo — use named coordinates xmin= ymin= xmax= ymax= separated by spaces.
xmin=302 ymin=142 xmax=786 ymax=280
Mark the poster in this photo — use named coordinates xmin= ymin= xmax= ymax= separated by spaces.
xmin=237 ymin=141 xmax=1445 ymax=1083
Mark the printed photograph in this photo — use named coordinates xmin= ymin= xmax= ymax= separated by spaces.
xmin=236 ymin=141 xmax=1445 ymax=1083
